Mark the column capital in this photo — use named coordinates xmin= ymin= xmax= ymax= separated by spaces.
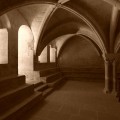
xmin=102 ymin=53 xmax=120 ymax=62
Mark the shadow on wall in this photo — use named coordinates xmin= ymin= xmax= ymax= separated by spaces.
xmin=58 ymin=36 xmax=104 ymax=69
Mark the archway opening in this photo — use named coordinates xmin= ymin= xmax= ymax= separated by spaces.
xmin=0 ymin=28 xmax=8 ymax=64
xmin=18 ymin=25 xmax=34 ymax=83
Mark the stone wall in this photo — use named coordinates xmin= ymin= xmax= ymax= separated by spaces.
xmin=58 ymin=36 xmax=104 ymax=69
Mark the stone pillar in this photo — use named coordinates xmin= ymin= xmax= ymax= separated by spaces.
xmin=47 ymin=45 xmax=50 ymax=63
xmin=104 ymin=59 xmax=113 ymax=93
xmin=115 ymin=54 xmax=120 ymax=96
xmin=103 ymin=54 xmax=120 ymax=94
xmin=112 ymin=60 xmax=117 ymax=94
xmin=55 ymin=47 xmax=57 ymax=63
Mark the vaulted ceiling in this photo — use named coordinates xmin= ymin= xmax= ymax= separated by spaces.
xmin=0 ymin=0 xmax=120 ymax=56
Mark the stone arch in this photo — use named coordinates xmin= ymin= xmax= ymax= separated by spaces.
xmin=54 ymin=34 xmax=75 ymax=57
xmin=36 ymin=22 xmax=106 ymax=57
xmin=0 ymin=0 xmax=56 ymax=16
xmin=0 ymin=14 xmax=11 ymax=29
xmin=58 ymin=35 xmax=104 ymax=69
xmin=35 ymin=4 xmax=107 ymax=56
xmin=58 ymin=35 xmax=102 ymax=58
xmin=114 ymin=32 xmax=120 ymax=53
xmin=0 ymin=0 xmax=107 ymax=56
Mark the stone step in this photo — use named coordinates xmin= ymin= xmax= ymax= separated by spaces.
xmin=65 ymin=77 xmax=104 ymax=82
xmin=40 ymin=72 xmax=62 ymax=83
xmin=63 ymin=71 xmax=104 ymax=74
xmin=45 ymin=72 xmax=62 ymax=83
xmin=47 ymin=77 xmax=65 ymax=87
xmin=34 ymin=81 xmax=44 ymax=88
xmin=40 ymin=77 xmax=47 ymax=83
xmin=60 ymin=68 xmax=104 ymax=72
xmin=0 ymin=75 xmax=25 ymax=94
xmin=40 ymin=67 xmax=59 ymax=77
xmin=63 ymin=72 xmax=104 ymax=79
xmin=66 ymin=75 xmax=104 ymax=78
xmin=0 ymin=92 xmax=42 ymax=120
xmin=34 ymin=63 xmax=56 ymax=71
xmin=35 ymin=84 xmax=48 ymax=92
xmin=42 ymin=88 xmax=53 ymax=97
xmin=0 ymin=84 xmax=34 ymax=113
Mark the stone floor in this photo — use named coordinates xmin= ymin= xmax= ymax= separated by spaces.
xmin=21 ymin=80 xmax=120 ymax=120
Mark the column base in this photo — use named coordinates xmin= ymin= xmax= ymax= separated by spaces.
xmin=111 ymin=90 xmax=117 ymax=96
xmin=103 ymin=88 xmax=111 ymax=94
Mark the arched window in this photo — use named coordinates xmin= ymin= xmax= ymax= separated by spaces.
xmin=38 ymin=45 xmax=56 ymax=63
xmin=0 ymin=28 xmax=8 ymax=64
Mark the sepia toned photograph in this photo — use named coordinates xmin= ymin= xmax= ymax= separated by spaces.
xmin=0 ymin=0 xmax=120 ymax=120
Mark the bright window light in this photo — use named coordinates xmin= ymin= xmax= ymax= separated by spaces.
xmin=0 ymin=28 xmax=8 ymax=64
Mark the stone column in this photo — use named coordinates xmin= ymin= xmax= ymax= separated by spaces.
xmin=103 ymin=54 xmax=120 ymax=94
xmin=115 ymin=54 xmax=120 ymax=96
xmin=104 ymin=59 xmax=113 ymax=93
xmin=112 ymin=60 xmax=117 ymax=94
xmin=47 ymin=45 xmax=50 ymax=63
